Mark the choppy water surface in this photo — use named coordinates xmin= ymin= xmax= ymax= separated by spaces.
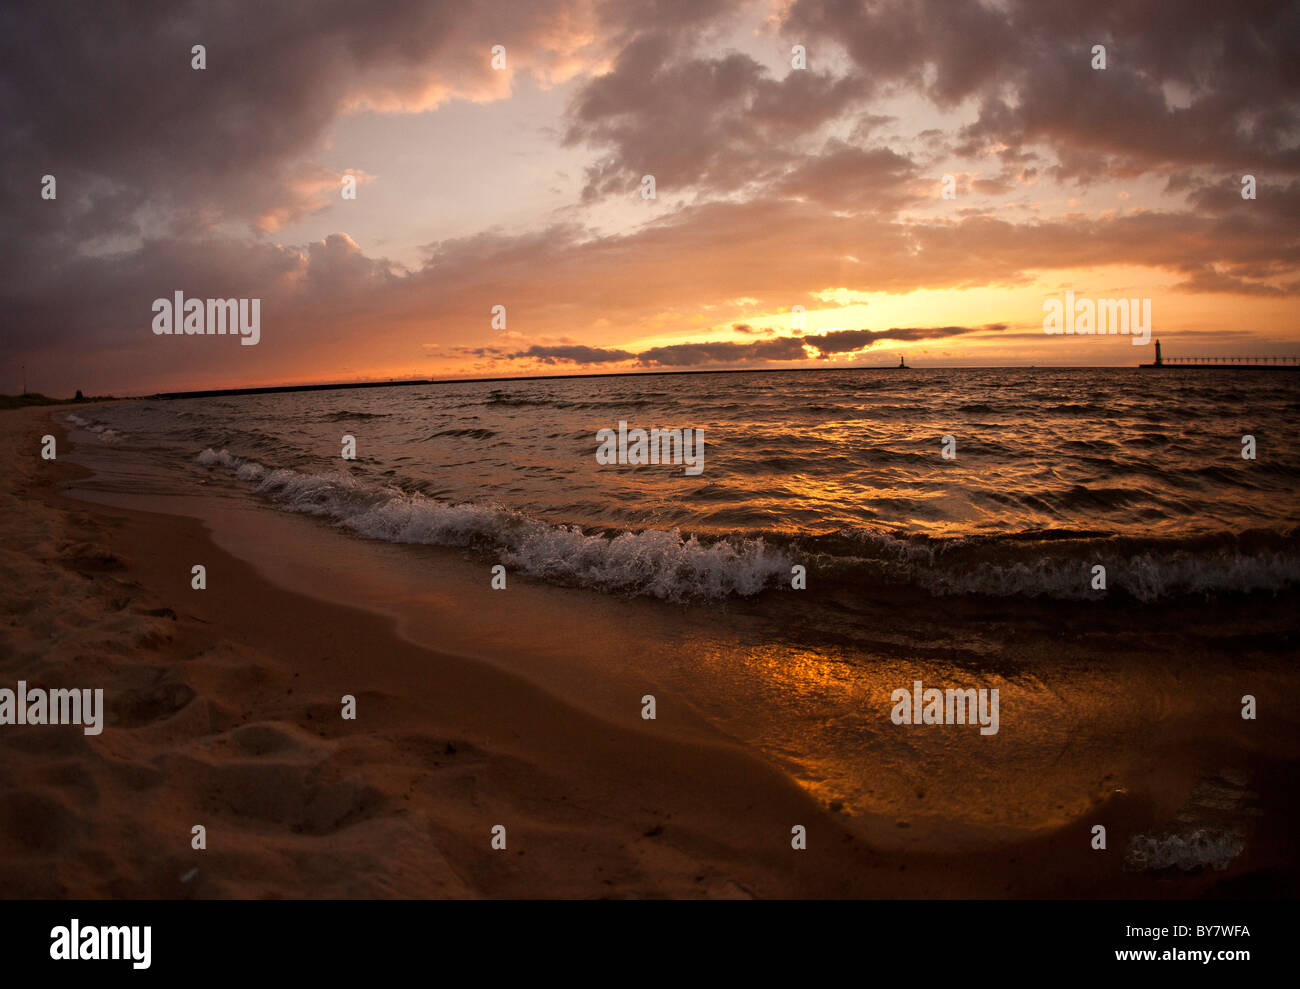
xmin=68 ymin=367 xmax=1300 ymax=601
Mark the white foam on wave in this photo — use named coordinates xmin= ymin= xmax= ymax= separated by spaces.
xmin=196 ymin=448 xmax=792 ymax=600
xmin=64 ymin=412 xmax=126 ymax=443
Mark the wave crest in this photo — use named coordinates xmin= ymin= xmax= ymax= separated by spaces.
xmin=196 ymin=448 xmax=792 ymax=600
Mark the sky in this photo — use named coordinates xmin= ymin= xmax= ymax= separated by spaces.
xmin=2 ymin=0 xmax=1298 ymax=396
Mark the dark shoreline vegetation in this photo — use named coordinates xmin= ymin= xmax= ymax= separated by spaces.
xmin=0 ymin=392 xmax=117 ymax=410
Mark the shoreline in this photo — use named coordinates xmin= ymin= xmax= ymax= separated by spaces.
xmin=2 ymin=404 xmax=1297 ymax=897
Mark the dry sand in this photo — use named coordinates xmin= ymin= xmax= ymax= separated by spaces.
xmin=0 ymin=405 xmax=1291 ymax=898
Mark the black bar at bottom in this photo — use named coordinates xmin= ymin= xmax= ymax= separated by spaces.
xmin=0 ymin=899 xmax=1276 ymax=977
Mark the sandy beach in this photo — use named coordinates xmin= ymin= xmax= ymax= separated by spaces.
xmin=0 ymin=403 xmax=1294 ymax=899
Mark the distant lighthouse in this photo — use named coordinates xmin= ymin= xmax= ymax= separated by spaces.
xmin=1154 ymin=339 xmax=1162 ymax=366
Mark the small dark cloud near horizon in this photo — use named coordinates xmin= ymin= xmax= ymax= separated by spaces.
xmin=507 ymin=324 xmax=1004 ymax=368
xmin=507 ymin=344 xmax=637 ymax=364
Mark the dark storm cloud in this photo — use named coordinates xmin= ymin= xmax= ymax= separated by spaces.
xmin=564 ymin=33 xmax=867 ymax=198
xmin=564 ymin=0 xmax=1300 ymax=208
xmin=0 ymin=0 xmax=686 ymax=274
xmin=3 ymin=2 xmax=469 ymax=241
xmin=781 ymin=0 xmax=1300 ymax=179
xmin=2 ymin=232 xmax=401 ymax=357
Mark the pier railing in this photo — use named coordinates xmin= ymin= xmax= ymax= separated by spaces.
xmin=1159 ymin=355 xmax=1300 ymax=365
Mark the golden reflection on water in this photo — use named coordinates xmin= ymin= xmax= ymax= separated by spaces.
xmin=686 ymin=636 xmax=1234 ymax=850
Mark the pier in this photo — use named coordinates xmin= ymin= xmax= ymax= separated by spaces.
xmin=1139 ymin=339 xmax=1299 ymax=369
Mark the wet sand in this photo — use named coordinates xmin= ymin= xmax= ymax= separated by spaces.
xmin=1 ymin=405 xmax=1297 ymax=898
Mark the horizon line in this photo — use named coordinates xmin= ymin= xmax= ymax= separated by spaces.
xmin=131 ymin=361 xmax=1157 ymax=401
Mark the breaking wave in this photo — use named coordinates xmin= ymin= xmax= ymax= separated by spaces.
xmin=196 ymin=448 xmax=1299 ymax=603
xmin=196 ymin=448 xmax=791 ymax=600
xmin=65 ymin=412 xmax=126 ymax=444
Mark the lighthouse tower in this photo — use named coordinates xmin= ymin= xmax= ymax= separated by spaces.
xmin=1154 ymin=339 xmax=1162 ymax=366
